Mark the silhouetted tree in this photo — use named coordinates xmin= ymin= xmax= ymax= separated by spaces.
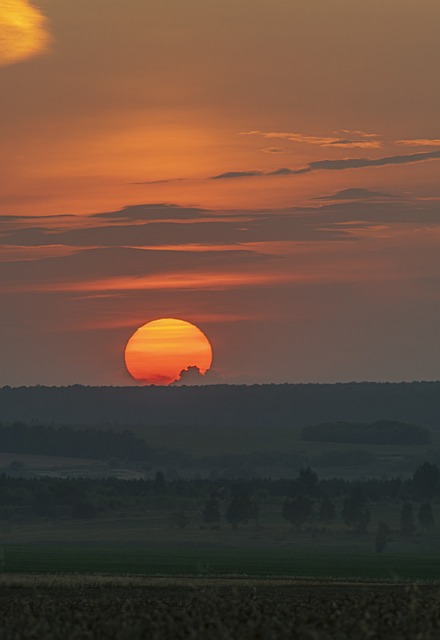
xmin=282 ymin=495 xmax=313 ymax=528
xmin=247 ymin=497 xmax=260 ymax=528
xmin=154 ymin=471 xmax=166 ymax=492
xmin=202 ymin=495 xmax=221 ymax=526
xmin=342 ymin=488 xmax=370 ymax=532
xmin=413 ymin=462 xmax=440 ymax=499
xmin=318 ymin=495 xmax=336 ymax=524
xmin=170 ymin=510 xmax=189 ymax=529
xmin=418 ymin=502 xmax=434 ymax=529
xmin=375 ymin=522 xmax=389 ymax=553
xmin=226 ymin=484 xmax=256 ymax=530
xmin=72 ymin=500 xmax=96 ymax=519
xmin=298 ymin=467 xmax=319 ymax=496
xmin=400 ymin=502 xmax=415 ymax=536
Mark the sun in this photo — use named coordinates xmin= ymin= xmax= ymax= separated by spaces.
xmin=0 ymin=0 xmax=51 ymax=67
xmin=124 ymin=318 xmax=213 ymax=385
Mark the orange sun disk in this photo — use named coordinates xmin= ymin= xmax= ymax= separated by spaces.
xmin=124 ymin=318 xmax=213 ymax=385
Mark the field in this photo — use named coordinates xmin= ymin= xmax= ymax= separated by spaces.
xmin=0 ymin=575 xmax=439 ymax=639
xmin=2 ymin=542 xmax=440 ymax=581
xmin=1 ymin=505 xmax=440 ymax=581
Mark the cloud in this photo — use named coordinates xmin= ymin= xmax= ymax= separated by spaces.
xmin=0 ymin=0 xmax=51 ymax=67
xmin=211 ymin=150 xmax=440 ymax=180
xmin=396 ymin=139 xmax=440 ymax=147
xmin=241 ymin=130 xmax=382 ymax=149
xmin=262 ymin=147 xmax=286 ymax=154
xmin=211 ymin=170 xmax=264 ymax=180
xmin=3 ymin=197 xmax=440 ymax=302
xmin=335 ymin=129 xmax=380 ymax=139
xmin=314 ymin=188 xmax=398 ymax=201
xmin=92 ymin=203 xmax=209 ymax=221
xmin=171 ymin=365 xmax=223 ymax=386
xmin=323 ymin=139 xmax=382 ymax=149
xmin=131 ymin=178 xmax=186 ymax=185
xmin=6 ymin=271 xmax=302 ymax=295
xmin=0 ymin=246 xmax=268 ymax=284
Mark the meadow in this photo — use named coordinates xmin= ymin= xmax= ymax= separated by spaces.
xmin=0 ymin=491 xmax=439 ymax=581
xmin=2 ymin=542 xmax=440 ymax=581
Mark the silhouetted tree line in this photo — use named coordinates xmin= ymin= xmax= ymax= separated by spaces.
xmin=301 ymin=420 xmax=431 ymax=445
xmin=0 ymin=422 xmax=310 ymax=471
xmin=0 ymin=422 xmax=153 ymax=462
xmin=0 ymin=463 xmax=438 ymax=527
xmin=1 ymin=382 xmax=440 ymax=428
xmin=0 ymin=423 xmax=386 ymax=472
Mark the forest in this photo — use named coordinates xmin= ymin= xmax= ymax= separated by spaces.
xmin=301 ymin=420 xmax=431 ymax=444
xmin=1 ymin=382 xmax=440 ymax=428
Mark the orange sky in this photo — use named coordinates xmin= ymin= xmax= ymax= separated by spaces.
xmin=0 ymin=1 xmax=439 ymax=385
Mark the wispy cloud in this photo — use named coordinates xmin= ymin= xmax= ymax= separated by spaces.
xmin=211 ymin=150 xmax=440 ymax=180
xmin=131 ymin=178 xmax=186 ymax=185
xmin=15 ymin=271 xmax=301 ymax=294
xmin=335 ymin=129 xmax=379 ymax=139
xmin=396 ymin=139 xmax=440 ymax=147
xmin=262 ymin=147 xmax=286 ymax=154
xmin=241 ymin=130 xmax=382 ymax=149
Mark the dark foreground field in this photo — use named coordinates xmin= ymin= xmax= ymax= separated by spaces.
xmin=0 ymin=575 xmax=440 ymax=639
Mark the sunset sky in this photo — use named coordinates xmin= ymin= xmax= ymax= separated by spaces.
xmin=1 ymin=0 xmax=439 ymax=386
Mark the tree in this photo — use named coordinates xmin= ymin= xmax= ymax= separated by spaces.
xmin=375 ymin=522 xmax=389 ymax=553
xmin=318 ymin=495 xmax=336 ymax=524
xmin=282 ymin=495 xmax=313 ymax=529
xmin=247 ymin=497 xmax=260 ymax=528
xmin=342 ymin=489 xmax=370 ymax=533
xmin=154 ymin=471 xmax=166 ymax=492
xmin=226 ymin=484 xmax=257 ymax=530
xmin=413 ymin=462 xmax=440 ymax=499
xmin=72 ymin=500 xmax=96 ymax=519
xmin=202 ymin=495 xmax=221 ymax=526
xmin=171 ymin=510 xmax=189 ymax=529
xmin=418 ymin=502 xmax=434 ymax=529
xmin=400 ymin=502 xmax=415 ymax=536
xmin=298 ymin=467 xmax=319 ymax=497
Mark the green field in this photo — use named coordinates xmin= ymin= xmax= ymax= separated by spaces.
xmin=1 ymin=542 xmax=439 ymax=581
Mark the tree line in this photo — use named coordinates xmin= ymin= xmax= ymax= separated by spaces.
xmin=301 ymin=420 xmax=431 ymax=444
xmin=1 ymin=463 xmax=439 ymax=536
xmin=0 ymin=423 xmax=396 ymax=474
xmin=0 ymin=422 xmax=152 ymax=461
xmin=1 ymin=382 xmax=440 ymax=428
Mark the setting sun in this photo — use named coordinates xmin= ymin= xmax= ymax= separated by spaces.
xmin=0 ymin=0 xmax=50 ymax=67
xmin=124 ymin=318 xmax=213 ymax=385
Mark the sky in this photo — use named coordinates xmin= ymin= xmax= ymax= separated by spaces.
xmin=0 ymin=0 xmax=439 ymax=386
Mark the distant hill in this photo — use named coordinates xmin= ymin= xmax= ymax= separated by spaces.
xmin=0 ymin=383 xmax=439 ymax=432
xmin=301 ymin=420 xmax=431 ymax=445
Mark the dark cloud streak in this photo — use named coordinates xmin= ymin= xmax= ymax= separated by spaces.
xmin=211 ymin=150 xmax=440 ymax=180
xmin=314 ymin=188 xmax=398 ymax=201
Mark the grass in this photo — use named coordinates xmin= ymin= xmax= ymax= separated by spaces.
xmin=2 ymin=542 xmax=440 ymax=580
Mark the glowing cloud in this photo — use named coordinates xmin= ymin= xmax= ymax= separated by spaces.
xmin=241 ymin=130 xmax=382 ymax=149
xmin=0 ymin=0 xmax=50 ymax=67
